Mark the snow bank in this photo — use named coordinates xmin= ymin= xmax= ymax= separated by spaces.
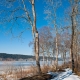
xmin=48 ymin=68 xmax=80 ymax=80
xmin=63 ymin=75 xmax=80 ymax=80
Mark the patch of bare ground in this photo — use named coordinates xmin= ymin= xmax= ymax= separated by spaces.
xmin=19 ymin=73 xmax=52 ymax=80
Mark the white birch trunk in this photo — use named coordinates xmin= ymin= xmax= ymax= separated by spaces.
xmin=32 ymin=0 xmax=41 ymax=74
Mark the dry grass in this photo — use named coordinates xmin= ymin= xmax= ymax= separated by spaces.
xmin=76 ymin=72 xmax=80 ymax=76
xmin=0 ymin=62 xmax=75 ymax=80
xmin=73 ymin=60 xmax=80 ymax=76
xmin=0 ymin=63 xmax=67 ymax=80
xmin=15 ymin=66 xmax=38 ymax=79
xmin=0 ymin=66 xmax=38 ymax=80
xmin=41 ymin=65 xmax=57 ymax=73
xmin=58 ymin=62 xmax=72 ymax=70
xmin=14 ymin=65 xmax=57 ymax=79
xmin=41 ymin=65 xmax=50 ymax=73
xmin=18 ymin=60 xmax=80 ymax=78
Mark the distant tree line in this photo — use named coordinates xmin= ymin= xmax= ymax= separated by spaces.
xmin=0 ymin=53 xmax=63 ymax=61
xmin=0 ymin=53 xmax=35 ymax=60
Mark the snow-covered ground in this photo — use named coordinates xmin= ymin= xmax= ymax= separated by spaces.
xmin=63 ymin=75 xmax=80 ymax=80
xmin=48 ymin=68 xmax=80 ymax=80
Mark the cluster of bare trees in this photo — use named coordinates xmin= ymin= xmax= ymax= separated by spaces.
xmin=39 ymin=26 xmax=71 ymax=68
xmin=44 ymin=0 xmax=80 ymax=73
xmin=0 ymin=0 xmax=80 ymax=74
xmin=39 ymin=0 xmax=80 ymax=73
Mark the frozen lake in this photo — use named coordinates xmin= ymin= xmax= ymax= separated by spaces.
xmin=0 ymin=61 xmax=64 ymax=71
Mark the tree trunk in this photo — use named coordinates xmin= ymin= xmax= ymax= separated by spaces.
xmin=53 ymin=8 xmax=59 ymax=71
xmin=69 ymin=48 xmax=71 ymax=61
xmin=32 ymin=0 xmax=41 ymax=74
xmin=71 ymin=3 xmax=77 ymax=72
xmin=35 ymin=31 xmax=41 ymax=74
xmin=43 ymin=52 xmax=45 ymax=65
xmin=61 ymin=53 xmax=63 ymax=59
xmin=47 ymin=55 xmax=49 ymax=65
xmin=55 ymin=35 xmax=59 ymax=70
xmin=75 ymin=32 xmax=78 ymax=70
xmin=70 ymin=28 xmax=75 ymax=73
xmin=63 ymin=51 xmax=66 ymax=65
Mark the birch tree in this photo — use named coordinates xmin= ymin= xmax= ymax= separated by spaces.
xmin=39 ymin=26 xmax=53 ymax=65
xmin=0 ymin=0 xmax=41 ymax=74
xmin=60 ymin=31 xmax=71 ymax=65
xmin=45 ymin=0 xmax=61 ymax=70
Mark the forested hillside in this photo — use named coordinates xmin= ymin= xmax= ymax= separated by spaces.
xmin=0 ymin=53 xmax=34 ymax=60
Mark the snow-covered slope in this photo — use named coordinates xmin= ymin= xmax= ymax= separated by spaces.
xmin=48 ymin=68 xmax=80 ymax=80
xmin=63 ymin=75 xmax=80 ymax=80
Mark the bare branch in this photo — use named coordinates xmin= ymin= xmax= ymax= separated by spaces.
xmin=22 ymin=0 xmax=33 ymax=27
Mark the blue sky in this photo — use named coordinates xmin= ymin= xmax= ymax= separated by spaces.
xmin=0 ymin=0 xmax=70 ymax=55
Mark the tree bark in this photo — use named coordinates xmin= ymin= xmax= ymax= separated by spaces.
xmin=63 ymin=51 xmax=66 ymax=65
xmin=70 ymin=48 xmax=71 ymax=60
xmin=71 ymin=4 xmax=77 ymax=72
xmin=32 ymin=0 xmax=41 ymax=74
xmin=75 ymin=31 xmax=78 ymax=70
xmin=35 ymin=31 xmax=41 ymax=74
xmin=70 ymin=25 xmax=75 ymax=73
xmin=47 ymin=54 xmax=49 ymax=65
xmin=43 ymin=52 xmax=45 ymax=65
xmin=55 ymin=34 xmax=59 ymax=70
xmin=53 ymin=8 xmax=59 ymax=71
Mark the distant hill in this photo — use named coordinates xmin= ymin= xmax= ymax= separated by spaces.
xmin=0 ymin=53 xmax=35 ymax=60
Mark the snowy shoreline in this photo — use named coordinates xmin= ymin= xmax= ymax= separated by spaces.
xmin=48 ymin=68 xmax=80 ymax=80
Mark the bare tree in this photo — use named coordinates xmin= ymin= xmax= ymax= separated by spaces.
xmin=0 ymin=0 xmax=41 ymax=74
xmin=70 ymin=0 xmax=79 ymax=72
xmin=39 ymin=26 xmax=53 ymax=65
xmin=45 ymin=0 xmax=62 ymax=70
xmin=60 ymin=31 xmax=71 ymax=65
